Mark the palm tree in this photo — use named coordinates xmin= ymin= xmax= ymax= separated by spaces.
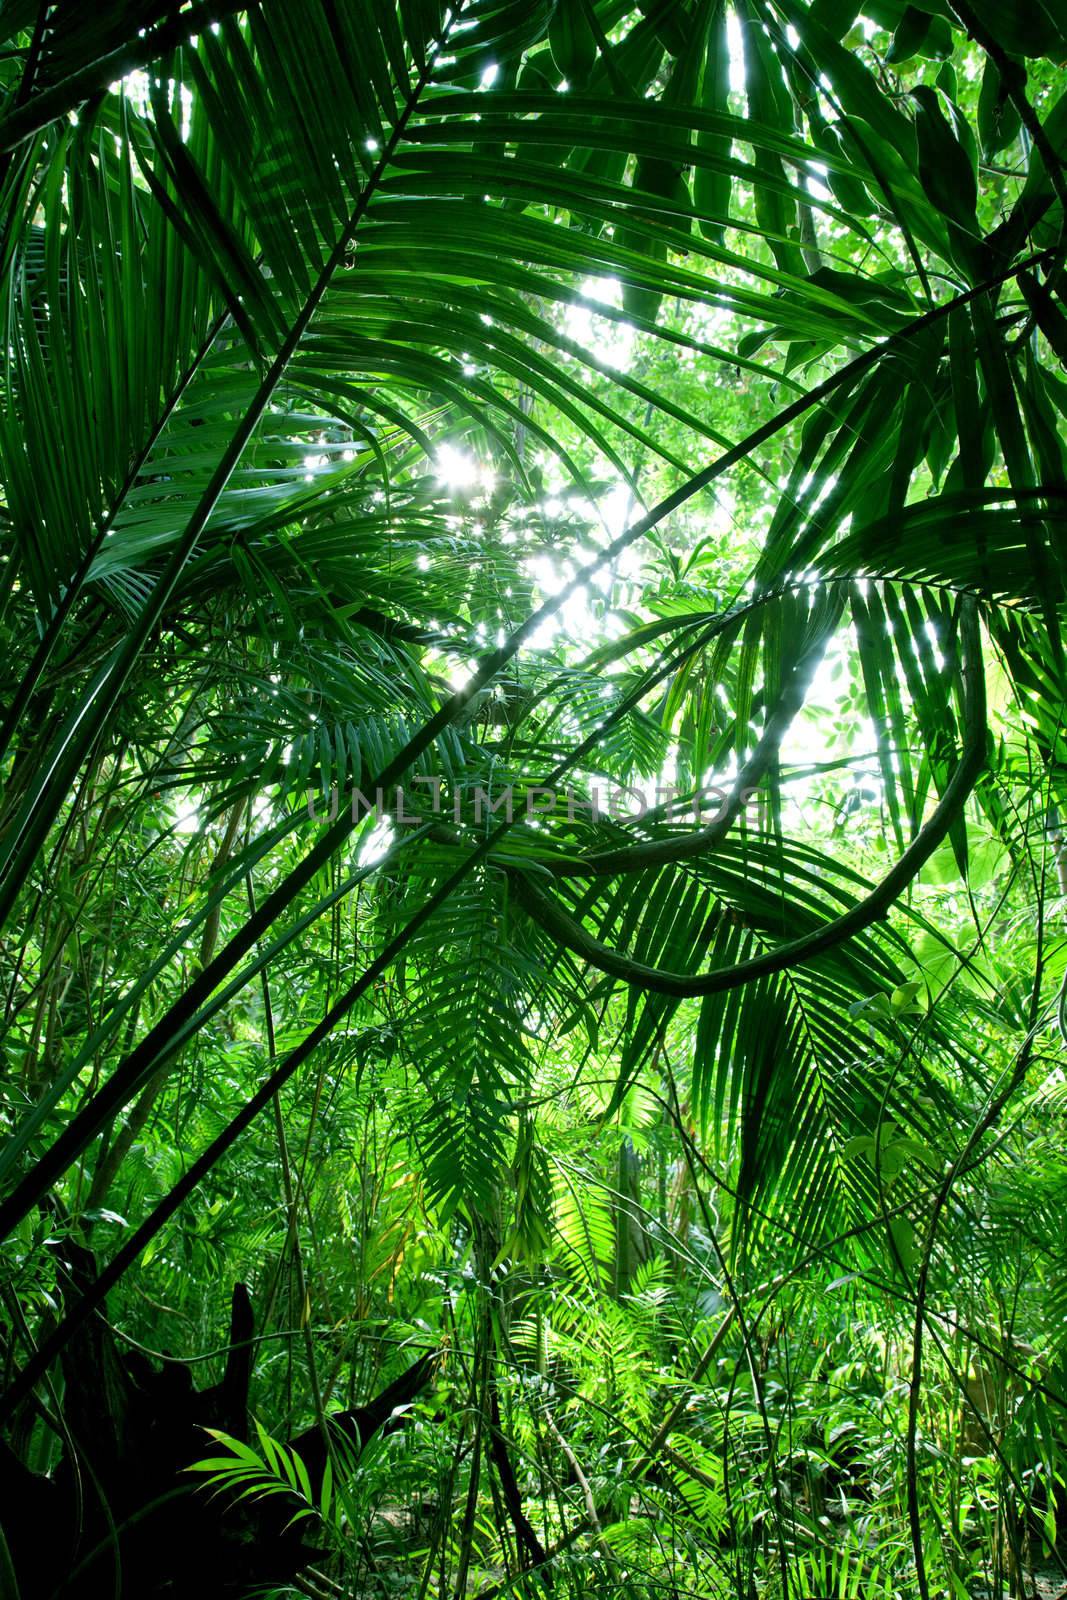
xmin=0 ymin=1 xmax=1065 ymax=1594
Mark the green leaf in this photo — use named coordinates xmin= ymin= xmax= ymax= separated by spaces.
xmin=549 ymin=0 xmax=598 ymax=86
xmin=911 ymin=85 xmax=977 ymax=230
xmin=887 ymin=6 xmax=953 ymax=63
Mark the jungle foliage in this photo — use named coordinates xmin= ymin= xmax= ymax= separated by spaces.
xmin=0 ymin=0 xmax=1066 ymax=1596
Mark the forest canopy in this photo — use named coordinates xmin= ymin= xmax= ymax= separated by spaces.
xmin=0 ymin=1 xmax=1066 ymax=1596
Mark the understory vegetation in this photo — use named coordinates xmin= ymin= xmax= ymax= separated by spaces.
xmin=1 ymin=0 xmax=1067 ymax=1596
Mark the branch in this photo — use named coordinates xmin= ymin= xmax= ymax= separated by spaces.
xmin=512 ymin=599 xmax=985 ymax=996
xmin=548 ymin=623 xmax=835 ymax=878
xmin=487 ymin=1382 xmax=548 ymax=1572
xmin=948 ymin=1 xmax=1067 ymax=212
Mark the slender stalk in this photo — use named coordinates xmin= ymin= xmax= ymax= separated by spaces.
xmin=904 ymin=957 xmax=1046 ymax=1599
xmin=252 ymin=870 xmax=332 ymax=1467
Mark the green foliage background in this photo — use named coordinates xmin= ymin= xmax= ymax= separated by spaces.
xmin=1 ymin=0 xmax=1066 ymax=1594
